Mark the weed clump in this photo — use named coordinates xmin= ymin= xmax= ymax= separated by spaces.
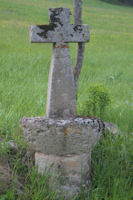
xmin=80 ymin=84 xmax=111 ymax=118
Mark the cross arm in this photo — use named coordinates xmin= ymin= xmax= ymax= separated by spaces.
xmin=30 ymin=24 xmax=90 ymax=43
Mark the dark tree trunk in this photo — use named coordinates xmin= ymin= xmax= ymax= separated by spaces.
xmin=73 ymin=0 xmax=85 ymax=92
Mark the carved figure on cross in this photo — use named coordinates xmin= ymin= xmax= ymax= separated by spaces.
xmin=30 ymin=7 xmax=89 ymax=119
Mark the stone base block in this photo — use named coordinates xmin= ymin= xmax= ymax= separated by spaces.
xmin=20 ymin=117 xmax=104 ymax=199
xmin=20 ymin=117 xmax=104 ymax=155
xmin=35 ymin=152 xmax=91 ymax=199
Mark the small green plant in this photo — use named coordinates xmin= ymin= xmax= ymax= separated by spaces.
xmin=0 ymin=189 xmax=16 ymax=200
xmin=80 ymin=84 xmax=111 ymax=118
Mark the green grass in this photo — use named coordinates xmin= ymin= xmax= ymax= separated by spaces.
xmin=0 ymin=0 xmax=133 ymax=199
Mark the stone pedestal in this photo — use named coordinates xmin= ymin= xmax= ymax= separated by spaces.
xmin=20 ymin=117 xmax=104 ymax=199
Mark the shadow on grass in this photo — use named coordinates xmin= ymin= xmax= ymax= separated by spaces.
xmin=100 ymin=0 xmax=133 ymax=6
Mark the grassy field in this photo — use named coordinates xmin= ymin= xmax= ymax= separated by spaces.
xmin=0 ymin=0 xmax=133 ymax=199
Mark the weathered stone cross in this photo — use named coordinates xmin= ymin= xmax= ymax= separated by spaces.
xmin=30 ymin=7 xmax=89 ymax=119
xmin=21 ymin=8 xmax=104 ymax=198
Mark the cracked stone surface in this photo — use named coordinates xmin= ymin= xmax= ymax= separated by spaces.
xmin=20 ymin=117 xmax=104 ymax=156
xmin=30 ymin=8 xmax=89 ymax=43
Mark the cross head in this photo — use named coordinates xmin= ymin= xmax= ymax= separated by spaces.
xmin=30 ymin=7 xmax=89 ymax=43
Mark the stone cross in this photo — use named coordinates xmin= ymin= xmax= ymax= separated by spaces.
xmin=21 ymin=9 xmax=104 ymax=198
xmin=30 ymin=7 xmax=90 ymax=119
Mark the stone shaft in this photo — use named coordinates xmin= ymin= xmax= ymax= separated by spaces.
xmin=46 ymin=43 xmax=77 ymax=119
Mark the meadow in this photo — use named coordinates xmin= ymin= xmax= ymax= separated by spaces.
xmin=0 ymin=0 xmax=133 ymax=199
